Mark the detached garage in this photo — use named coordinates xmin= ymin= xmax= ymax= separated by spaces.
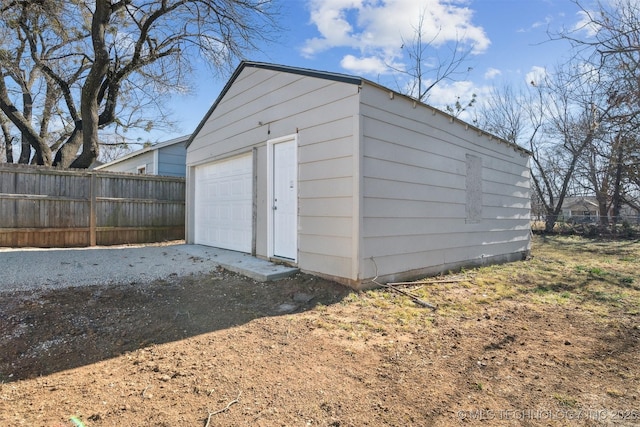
xmin=186 ymin=61 xmax=531 ymax=289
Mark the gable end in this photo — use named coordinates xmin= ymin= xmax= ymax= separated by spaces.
xmin=186 ymin=61 xmax=362 ymax=148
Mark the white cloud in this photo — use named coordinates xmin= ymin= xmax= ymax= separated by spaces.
xmin=425 ymin=79 xmax=492 ymax=122
xmin=428 ymin=79 xmax=474 ymax=103
xmin=525 ymin=65 xmax=547 ymax=86
xmin=531 ymin=15 xmax=552 ymax=30
xmin=301 ymin=0 xmax=359 ymax=57
xmin=340 ymin=54 xmax=390 ymax=75
xmin=484 ymin=67 xmax=502 ymax=79
xmin=302 ymin=0 xmax=490 ymax=75
xmin=573 ymin=10 xmax=599 ymax=37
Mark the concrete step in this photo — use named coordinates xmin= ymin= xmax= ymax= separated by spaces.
xmin=175 ymin=244 xmax=299 ymax=282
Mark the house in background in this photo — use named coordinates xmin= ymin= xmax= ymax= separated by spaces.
xmin=561 ymin=196 xmax=600 ymax=222
xmin=185 ymin=61 xmax=531 ymax=288
xmin=95 ymin=134 xmax=188 ymax=177
xmin=561 ymin=196 xmax=640 ymax=223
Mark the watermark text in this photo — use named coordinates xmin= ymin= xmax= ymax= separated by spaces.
xmin=456 ymin=409 xmax=640 ymax=421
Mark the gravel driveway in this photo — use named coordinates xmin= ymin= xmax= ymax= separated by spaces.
xmin=0 ymin=243 xmax=224 ymax=292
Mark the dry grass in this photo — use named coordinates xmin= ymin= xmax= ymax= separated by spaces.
xmin=314 ymin=234 xmax=640 ymax=328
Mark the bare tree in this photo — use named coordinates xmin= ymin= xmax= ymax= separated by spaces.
xmin=478 ymin=0 xmax=640 ymax=232
xmin=477 ymin=84 xmax=529 ymax=144
xmin=0 ymin=0 xmax=276 ymax=168
xmin=388 ymin=8 xmax=475 ymax=106
xmin=563 ymin=0 xmax=640 ymax=104
xmin=537 ymin=62 xmax=619 ymax=231
xmin=478 ymin=60 xmax=614 ymax=232
xmin=557 ymin=0 xmax=640 ymax=222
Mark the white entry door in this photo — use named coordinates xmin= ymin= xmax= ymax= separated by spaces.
xmin=270 ymin=136 xmax=297 ymax=261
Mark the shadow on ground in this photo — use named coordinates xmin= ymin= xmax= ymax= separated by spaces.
xmin=0 ymin=268 xmax=351 ymax=382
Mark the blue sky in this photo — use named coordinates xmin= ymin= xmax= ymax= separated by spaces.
xmin=149 ymin=0 xmax=591 ymax=143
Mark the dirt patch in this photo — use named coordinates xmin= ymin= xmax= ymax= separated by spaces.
xmin=0 ymin=268 xmax=348 ymax=383
xmin=1 ymin=238 xmax=640 ymax=426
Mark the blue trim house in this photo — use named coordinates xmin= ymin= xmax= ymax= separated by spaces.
xmin=95 ymin=135 xmax=188 ymax=177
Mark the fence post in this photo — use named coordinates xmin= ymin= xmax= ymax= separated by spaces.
xmin=89 ymin=172 xmax=97 ymax=246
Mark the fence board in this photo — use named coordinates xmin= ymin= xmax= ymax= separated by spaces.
xmin=0 ymin=164 xmax=185 ymax=247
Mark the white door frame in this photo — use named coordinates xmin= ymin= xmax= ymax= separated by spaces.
xmin=267 ymin=134 xmax=298 ymax=262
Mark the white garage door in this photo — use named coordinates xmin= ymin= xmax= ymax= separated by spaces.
xmin=194 ymin=153 xmax=253 ymax=252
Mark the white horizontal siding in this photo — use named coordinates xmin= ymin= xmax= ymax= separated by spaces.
xmin=299 ymin=252 xmax=353 ymax=282
xmin=299 ymin=176 xmax=353 ymax=198
xmin=299 ymin=234 xmax=353 ymax=258
xmin=299 ymin=197 xmax=353 ymax=217
xmin=483 ymin=180 xmax=530 ymax=200
xmin=364 ymin=177 xmax=465 ymax=204
xmin=299 ymin=216 xmax=353 ymax=238
xmin=364 ymin=157 xmax=466 ymax=188
xmin=363 ymin=230 xmax=530 ymax=259
xmin=365 ymin=136 xmax=465 ymax=175
xmin=362 ymin=105 xmax=513 ymax=163
xmin=187 ymin=69 xmax=358 ymax=165
xmin=100 ymin=151 xmax=155 ymax=175
xmin=367 ymin=238 xmax=530 ymax=281
xmin=359 ymin=83 xmax=530 ymax=281
xmin=299 ymin=118 xmax=355 ymax=151
xmin=484 ymin=193 xmax=530 ymax=210
xmin=299 ymin=156 xmax=353 ymax=181
xmin=363 ymin=198 xmax=465 ymax=219
xmin=363 ymin=217 xmax=529 ymax=238
xmin=442 ymin=239 xmax=530 ymax=266
xmin=186 ymin=65 xmax=360 ymax=281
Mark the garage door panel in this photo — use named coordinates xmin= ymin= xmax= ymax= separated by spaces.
xmin=194 ymin=154 xmax=252 ymax=252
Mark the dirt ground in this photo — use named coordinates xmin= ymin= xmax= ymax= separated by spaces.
xmin=1 ymin=237 xmax=639 ymax=426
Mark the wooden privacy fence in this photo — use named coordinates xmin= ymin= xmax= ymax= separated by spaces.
xmin=0 ymin=164 xmax=185 ymax=247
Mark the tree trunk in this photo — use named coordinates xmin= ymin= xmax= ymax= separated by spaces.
xmin=72 ymin=0 xmax=111 ymax=169
xmin=4 ymin=138 xmax=12 ymax=163
xmin=545 ymin=211 xmax=558 ymax=233
xmin=597 ymin=200 xmax=609 ymax=226
xmin=18 ymin=137 xmax=31 ymax=163
xmin=610 ymin=134 xmax=625 ymax=225
xmin=1 ymin=117 xmax=13 ymax=163
xmin=53 ymin=127 xmax=83 ymax=168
